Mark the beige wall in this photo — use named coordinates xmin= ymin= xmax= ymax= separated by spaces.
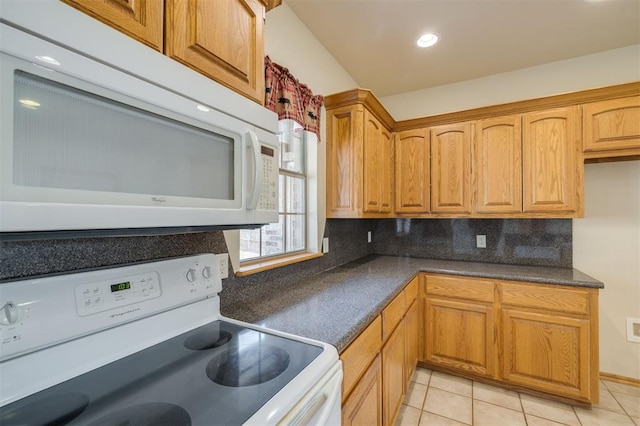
xmin=380 ymin=44 xmax=640 ymax=120
xmin=574 ymin=162 xmax=640 ymax=379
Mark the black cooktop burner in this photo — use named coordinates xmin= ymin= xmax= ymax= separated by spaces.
xmin=87 ymin=403 xmax=190 ymax=426
xmin=183 ymin=328 xmax=231 ymax=351
xmin=206 ymin=345 xmax=290 ymax=387
xmin=0 ymin=392 xmax=89 ymax=426
xmin=0 ymin=320 xmax=323 ymax=425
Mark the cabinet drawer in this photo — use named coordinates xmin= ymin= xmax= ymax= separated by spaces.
xmin=340 ymin=315 xmax=382 ymax=402
xmin=405 ymin=276 xmax=419 ymax=304
xmin=501 ymin=282 xmax=590 ymax=315
xmin=426 ymin=274 xmax=494 ymax=303
xmin=382 ymin=291 xmax=406 ymax=341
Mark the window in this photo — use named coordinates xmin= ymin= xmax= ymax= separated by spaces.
xmin=239 ymin=120 xmax=308 ymax=261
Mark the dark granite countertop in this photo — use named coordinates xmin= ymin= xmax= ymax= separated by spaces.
xmin=222 ymin=255 xmax=603 ymax=353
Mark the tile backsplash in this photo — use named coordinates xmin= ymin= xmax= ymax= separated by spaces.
xmin=371 ymin=218 xmax=572 ymax=268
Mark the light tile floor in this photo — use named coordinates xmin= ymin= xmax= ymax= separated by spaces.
xmin=395 ymin=368 xmax=640 ymax=426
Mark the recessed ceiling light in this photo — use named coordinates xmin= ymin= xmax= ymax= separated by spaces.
xmin=35 ymin=56 xmax=61 ymax=66
xmin=196 ymin=104 xmax=210 ymax=112
xmin=19 ymin=99 xmax=41 ymax=109
xmin=416 ymin=33 xmax=439 ymax=48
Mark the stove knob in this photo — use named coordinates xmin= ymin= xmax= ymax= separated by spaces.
xmin=202 ymin=266 xmax=213 ymax=279
xmin=0 ymin=302 xmax=19 ymax=325
xmin=185 ymin=268 xmax=197 ymax=283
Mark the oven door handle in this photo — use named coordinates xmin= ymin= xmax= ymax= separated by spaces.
xmin=289 ymin=368 xmax=343 ymax=426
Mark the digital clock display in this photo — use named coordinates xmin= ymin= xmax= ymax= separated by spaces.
xmin=110 ymin=282 xmax=131 ymax=292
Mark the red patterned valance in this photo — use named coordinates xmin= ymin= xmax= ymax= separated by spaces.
xmin=264 ymin=56 xmax=323 ymax=139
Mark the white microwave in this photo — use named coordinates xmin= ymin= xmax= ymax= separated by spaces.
xmin=0 ymin=4 xmax=279 ymax=233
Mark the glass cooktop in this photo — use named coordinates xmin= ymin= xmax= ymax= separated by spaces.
xmin=0 ymin=320 xmax=323 ymax=425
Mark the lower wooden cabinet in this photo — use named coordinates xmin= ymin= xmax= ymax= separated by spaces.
xmin=342 ymin=355 xmax=383 ymax=426
xmin=422 ymin=274 xmax=599 ymax=404
xmin=424 ymin=297 xmax=495 ymax=377
xmin=382 ymin=320 xmax=406 ymax=425
xmin=341 ymin=278 xmax=419 ymax=425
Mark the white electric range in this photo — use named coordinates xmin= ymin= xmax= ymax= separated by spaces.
xmin=0 ymin=254 xmax=342 ymax=425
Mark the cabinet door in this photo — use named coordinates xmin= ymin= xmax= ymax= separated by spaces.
xmin=583 ymin=96 xmax=640 ymax=154
xmin=501 ymin=309 xmax=591 ymax=400
xmin=424 ymin=297 xmax=494 ymax=377
xmin=165 ymin=0 xmax=266 ymax=104
xmin=522 ymin=107 xmax=581 ymax=213
xmin=475 ymin=116 xmax=522 ymax=214
xmin=382 ymin=320 xmax=406 ymax=426
xmin=61 ymin=0 xmax=163 ymax=51
xmin=326 ymin=105 xmax=364 ymax=218
xmin=430 ymin=123 xmax=472 ymax=214
xmin=363 ymin=110 xmax=392 ymax=214
xmin=380 ymin=126 xmax=394 ymax=213
xmin=404 ymin=299 xmax=420 ymax=387
xmin=395 ymin=129 xmax=430 ymax=214
xmin=342 ymin=355 xmax=383 ymax=426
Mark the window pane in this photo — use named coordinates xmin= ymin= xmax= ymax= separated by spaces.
xmin=286 ymin=214 xmax=305 ymax=252
xmin=279 ymin=174 xmax=285 ymax=213
xmin=261 ymin=215 xmax=284 ymax=256
xmin=286 ymin=176 xmax=305 ymax=214
xmin=279 ymin=120 xmax=305 ymax=174
xmin=239 ymin=228 xmax=261 ymax=261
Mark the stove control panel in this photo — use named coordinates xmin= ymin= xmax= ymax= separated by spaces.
xmin=0 ymin=254 xmax=221 ymax=361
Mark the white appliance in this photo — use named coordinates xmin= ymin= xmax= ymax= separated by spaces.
xmin=0 ymin=1 xmax=279 ymax=233
xmin=0 ymin=254 xmax=342 ymax=425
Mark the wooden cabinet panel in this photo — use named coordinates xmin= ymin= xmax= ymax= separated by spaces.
xmin=395 ymin=129 xmax=430 ymax=214
xmin=405 ymin=299 xmax=420 ymax=388
xmin=382 ymin=319 xmax=406 ymax=426
xmin=501 ymin=309 xmax=591 ymax=400
xmin=165 ymin=0 xmax=265 ymax=104
xmin=363 ymin=110 xmax=393 ymax=214
xmin=522 ymin=107 xmax=581 ymax=214
xmin=430 ymin=123 xmax=472 ymax=214
xmin=583 ymin=96 xmax=640 ymax=153
xmin=326 ymin=105 xmax=364 ymax=217
xmin=341 ymin=315 xmax=382 ymax=402
xmin=61 ymin=0 xmax=163 ymax=51
xmin=404 ymin=276 xmax=419 ymax=305
xmin=342 ymin=355 xmax=383 ymax=426
xmin=475 ymin=116 xmax=523 ymax=214
xmin=501 ymin=282 xmax=590 ymax=315
xmin=426 ymin=274 xmax=494 ymax=303
xmin=424 ymin=297 xmax=494 ymax=377
xmin=382 ymin=290 xmax=406 ymax=341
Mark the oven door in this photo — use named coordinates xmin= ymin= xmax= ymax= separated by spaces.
xmin=0 ymin=23 xmax=278 ymax=232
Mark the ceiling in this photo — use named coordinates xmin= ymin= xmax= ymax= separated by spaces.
xmin=285 ymin=0 xmax=640 ymax=98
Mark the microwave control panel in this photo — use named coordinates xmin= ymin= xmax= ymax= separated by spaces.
xmin=258 ymin=144 xmax=278 ymax=211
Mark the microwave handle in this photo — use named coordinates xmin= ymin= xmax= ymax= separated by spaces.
xmin=246 ymin=130 xmax=263 ymax=210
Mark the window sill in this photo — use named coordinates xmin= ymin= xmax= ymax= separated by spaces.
xmin=236 ymin=252 xmax=323 ymax=277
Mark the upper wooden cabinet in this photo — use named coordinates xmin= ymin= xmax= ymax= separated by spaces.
xmin=364 ymin=110 xmax=394 ymax=213
xmin=165 ymin=0 xmax=266 ymax=104
xmin=62 ymin=0 xmax=275 ymax=104
xmin=430 ymin=123 xmax=472 ymax=214
xmin=582 ymin=96 xmax=640 ymax=161
xmin=395 ymin=129 xmax=430 ymax=214
xmin=325 ymin=90 xmax=395 ymax=218
xmin=61 ymin=0 xmax=163 ymax=51
xmin=522 ymin=107 xmax=582 ymax=214
xmin=474 ymin=116 xmax=522 ymax=214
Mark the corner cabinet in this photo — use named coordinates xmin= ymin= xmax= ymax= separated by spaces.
xmin=395 ymin=129 xmax=430 ymax=214
xmin=61 ymin=0 xmax=277 ymax=104
xmin=421 ymin=273 xmax=600 ymax=404
xmin=325 ymin=90 xmax=395 ymax=218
